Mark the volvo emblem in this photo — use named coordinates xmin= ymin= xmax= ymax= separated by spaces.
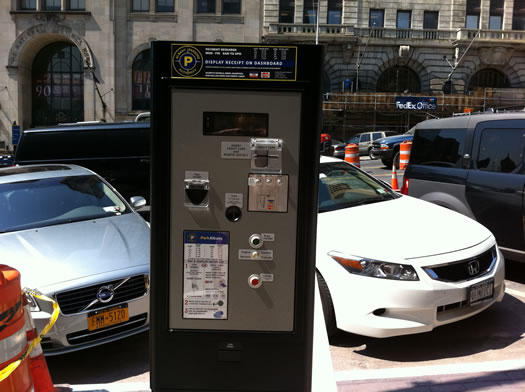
xmin=467 ymin=260 xmax=480 ymax=276
xmin=96 ymin=286 xmax=115 ymax=303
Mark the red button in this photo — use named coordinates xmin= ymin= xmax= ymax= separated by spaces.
xmin=251 ymin=278 xmax=259 ymax=286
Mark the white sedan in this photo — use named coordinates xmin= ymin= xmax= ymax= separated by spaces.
xmin=316 ymin=156 xmax=505 ymax=338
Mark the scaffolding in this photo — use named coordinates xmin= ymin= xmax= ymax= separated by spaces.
xmin=322 ymin=88 xmax=525 ymax=140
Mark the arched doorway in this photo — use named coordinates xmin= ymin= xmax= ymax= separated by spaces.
xmin=132 ymin=49 xmax=151 ymax=111
xmin=467 ymin=68 xmax=509 ymax=92
xmin=32 ymin=42 xmax=84 ymax=126
xmin=376 ymin=66 xmax=421 ymax=93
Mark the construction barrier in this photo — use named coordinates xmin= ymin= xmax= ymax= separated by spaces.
xmin=391 ymin=163 xmax=400 ymax=191
xmin=399 ymin=140 xmax=412 ymax=170
xmin=0 ymin=266 xmax=60 ymax=392
xmin=0 ymin=266 xmax=32 ymax=392
xmin=344 ymin=143 xmax=360 ymax=167
xmin=23 ymin=298 xmax=55 ymax=392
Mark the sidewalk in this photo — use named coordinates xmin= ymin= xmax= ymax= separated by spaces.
xmin=336 ymin=359 xmax=525 ymax=392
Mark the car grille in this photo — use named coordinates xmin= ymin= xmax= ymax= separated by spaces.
xmin=423 ymin=246 xmax=496 ymax=282
xmin=66 ymin=313 xmax=148 ymax=345
xmin=372 ymin=141 xmax=381 ymax=149
xmin=55 ymin=275 xmax=148 ymax=315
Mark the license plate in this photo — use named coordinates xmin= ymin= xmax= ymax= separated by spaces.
xmin=88 ymin=304 xmax=129 ymax=331
xmin=468 ymin=278 xmax=494 ymax=306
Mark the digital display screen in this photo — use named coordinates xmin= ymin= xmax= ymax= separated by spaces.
xmin=203 ymin=112 xmax=268 ymax=137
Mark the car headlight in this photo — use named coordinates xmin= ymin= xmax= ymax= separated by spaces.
xmin=329 ymin=251 xmax=419 ymax=281
xmin=380 ymin=144 xmax=390 ymax=150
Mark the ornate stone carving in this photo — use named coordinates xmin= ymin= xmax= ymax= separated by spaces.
xmin=8 ymin=23 xmax=94 ymax=69
xmin=479 ymin=47 xmax=513 ymax=66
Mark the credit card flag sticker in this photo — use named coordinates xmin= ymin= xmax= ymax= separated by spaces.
xmin=183 ymin=231 xmax=229 ymax=319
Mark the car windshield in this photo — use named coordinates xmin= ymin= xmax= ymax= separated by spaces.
xmin=318 ymin=161 xmax=398 ymax=212
xmin=0 ymin=175 xmax=129 ymax=233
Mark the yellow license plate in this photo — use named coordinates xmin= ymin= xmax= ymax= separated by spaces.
xmin=88 ymin=304 xmax=129 ymax=331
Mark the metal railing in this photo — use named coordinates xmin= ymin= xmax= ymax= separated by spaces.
xmin=268 ymin=23 xmax=352 ymax=35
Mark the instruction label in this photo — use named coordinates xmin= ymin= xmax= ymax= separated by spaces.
xmin=183 ymin=231 xmax=229 ymax=319
xmin=221 ymin=141 xmax=251 ymax=159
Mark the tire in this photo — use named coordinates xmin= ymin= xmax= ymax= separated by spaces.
xmin=316 ymin=270 xmax=338 ymax=338
xmin=393 ymin=151 xmax=400 ymax=170
xmin=368 ymin=148 xmax=376 ymax=160
xmin=381 ymin=158 xmax=392 ymax=168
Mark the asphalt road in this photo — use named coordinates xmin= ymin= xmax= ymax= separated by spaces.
xmin=46 ymin=156 xmax=525 ymax=387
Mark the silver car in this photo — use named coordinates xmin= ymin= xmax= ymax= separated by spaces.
xmin=0 ymin=164 xmax=150 ymax=355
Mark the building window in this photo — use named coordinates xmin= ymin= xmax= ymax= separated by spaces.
xmin=21 ymin=0 xmax=36 ymax=10
xmin=279 ymin=0 xmax=294 ymax=23
xmin=397 ymin=10 xmax=411 ymax=29
xmin=376 ymin=66 xmax=421 ymax=93
xmin=489 ymin=0 xmax=504 ymax=30
xmin=32 ymin=42 xmax=84 ymax=126
xmin=327 ymin=0 xmax=342 ymax=24
xmin=513 ymin=0 xmax=525 ymax=30
xmin=157 ymin=0 xmax=174 ymax=12
xmin=132 ymin=0 xmax=150 ymax=12
xmin=132 ymin=50 xmax=152 ymax=111
xmin=43 ymin=0 xmax=61 ymax=10
xmin=423 ymin=11 xmax=438 ymax=29
xmin=369 ymin=9 xmax=384 ymax=28
xmin=303 ymin=0 xmax=317 ymax=24
xmin=223 ymin=0 xmax=240 ymax=14
xmin=68 ymin=0 xmax=85 ymax=10
xmin=468 ymin=68 xmax=509 ymax=91
xmin=466 ymin=0 xmax=481 ymax=29
xmin=197 ymin=0 xmax=215 ymax=13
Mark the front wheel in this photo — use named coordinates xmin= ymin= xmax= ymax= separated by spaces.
xmin=381 ymin=158 xmax=393 ymax=168
xmin=316 ymin=270 xmax=338 ymax=338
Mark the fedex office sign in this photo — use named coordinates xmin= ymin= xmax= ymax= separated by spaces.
xmin=396 ymin=97 xmax=437 ymax=110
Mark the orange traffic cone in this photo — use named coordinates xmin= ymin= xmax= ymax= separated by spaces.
xmin=22 ymin=298 xmax=55 ymax=392
xmin=391 ymin=163 xmax=400 ymax=191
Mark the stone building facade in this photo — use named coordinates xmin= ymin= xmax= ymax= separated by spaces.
xmin=1 ymin=0 xmax=525 ymax=148
xmin=0 ymin=0 xmax=261 ymax=150
xmin=264 ymin=0 xmax=525 ymax=95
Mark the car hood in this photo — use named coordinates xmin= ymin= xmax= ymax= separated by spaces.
xmin=0 ymin=214 xmax=150 ymax=290
xmin=375 ymin=134 xmax=413 ymax=145
xmin=317 ymin=195 xmax=493 ymax=263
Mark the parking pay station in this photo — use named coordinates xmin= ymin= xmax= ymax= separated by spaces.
xmin=150 ymin=41 xmax=323 ymax=391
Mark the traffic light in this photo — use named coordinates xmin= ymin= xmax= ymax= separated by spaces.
xmin=442 ymin=80 xmax=452 ymax=94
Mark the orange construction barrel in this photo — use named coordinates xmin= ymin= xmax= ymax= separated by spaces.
xmin=344 ymin=143 xmax=360 ymax=168
xmin=0 ymin=266 xmax=33 ymax=392
xmin=399 ymin=140 xmax=412 ymax=170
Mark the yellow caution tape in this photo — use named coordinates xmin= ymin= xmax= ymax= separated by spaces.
xmin=0 ymin=288 xmax=60 ymax=382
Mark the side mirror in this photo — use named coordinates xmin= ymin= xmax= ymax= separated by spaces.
xmin=129 ymin=196 xmax=147 ymax=209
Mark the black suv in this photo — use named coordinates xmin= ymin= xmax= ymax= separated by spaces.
xmin=402 ymin=112 xmax=525 ymax=263
xmin=14 ymin=121 xmax=150 ymax=206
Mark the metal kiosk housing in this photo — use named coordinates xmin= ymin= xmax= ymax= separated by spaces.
xmin=150 ymin=41 xmax=323 ymax=391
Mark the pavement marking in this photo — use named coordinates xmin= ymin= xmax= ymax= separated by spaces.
xmin=334 ymin=358 xmax=525 ymax=382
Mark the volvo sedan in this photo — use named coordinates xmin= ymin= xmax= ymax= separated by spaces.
xmin=0 ymin=164 xmax=150 ymax=355
xmin=317 ymin=156 xmax=505 ymax=338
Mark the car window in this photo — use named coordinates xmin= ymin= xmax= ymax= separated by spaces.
xmin=318 ymin=161 xmax=397 ymax=212
xmin=476 ymin=128 xmax=525 ymax=174
xmin=0 ymin=175 xmax=129 ymax=233
xmin=348 ymin=136 xmax=359 ymax=144
xmin=410 ymin=128 xmax=465 ymax=168
xmin=372 ymin=132 xmax=383 ymax=140
xmin=360 ymin=134 xmax=371 ymax=142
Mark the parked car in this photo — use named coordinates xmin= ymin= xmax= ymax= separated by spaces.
xmin=0 ymin=164 xmax=150 ymax=355
xmin=371 ymin=127 xmax=415 ymax=168
xmin=347 ymin=131 xmax=397 ymax=158
xmin=331 ymin=138 xmax=346 ymax=159
xmin=402 ymin=112 xmax=525 ymax=264
xmin=317 ymin=156 xmax=505 ymax=338
xmin=13 ymin=121 xmax=150 ymax=219
xmin=0 ymin=154 xmax=13 ymax=167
